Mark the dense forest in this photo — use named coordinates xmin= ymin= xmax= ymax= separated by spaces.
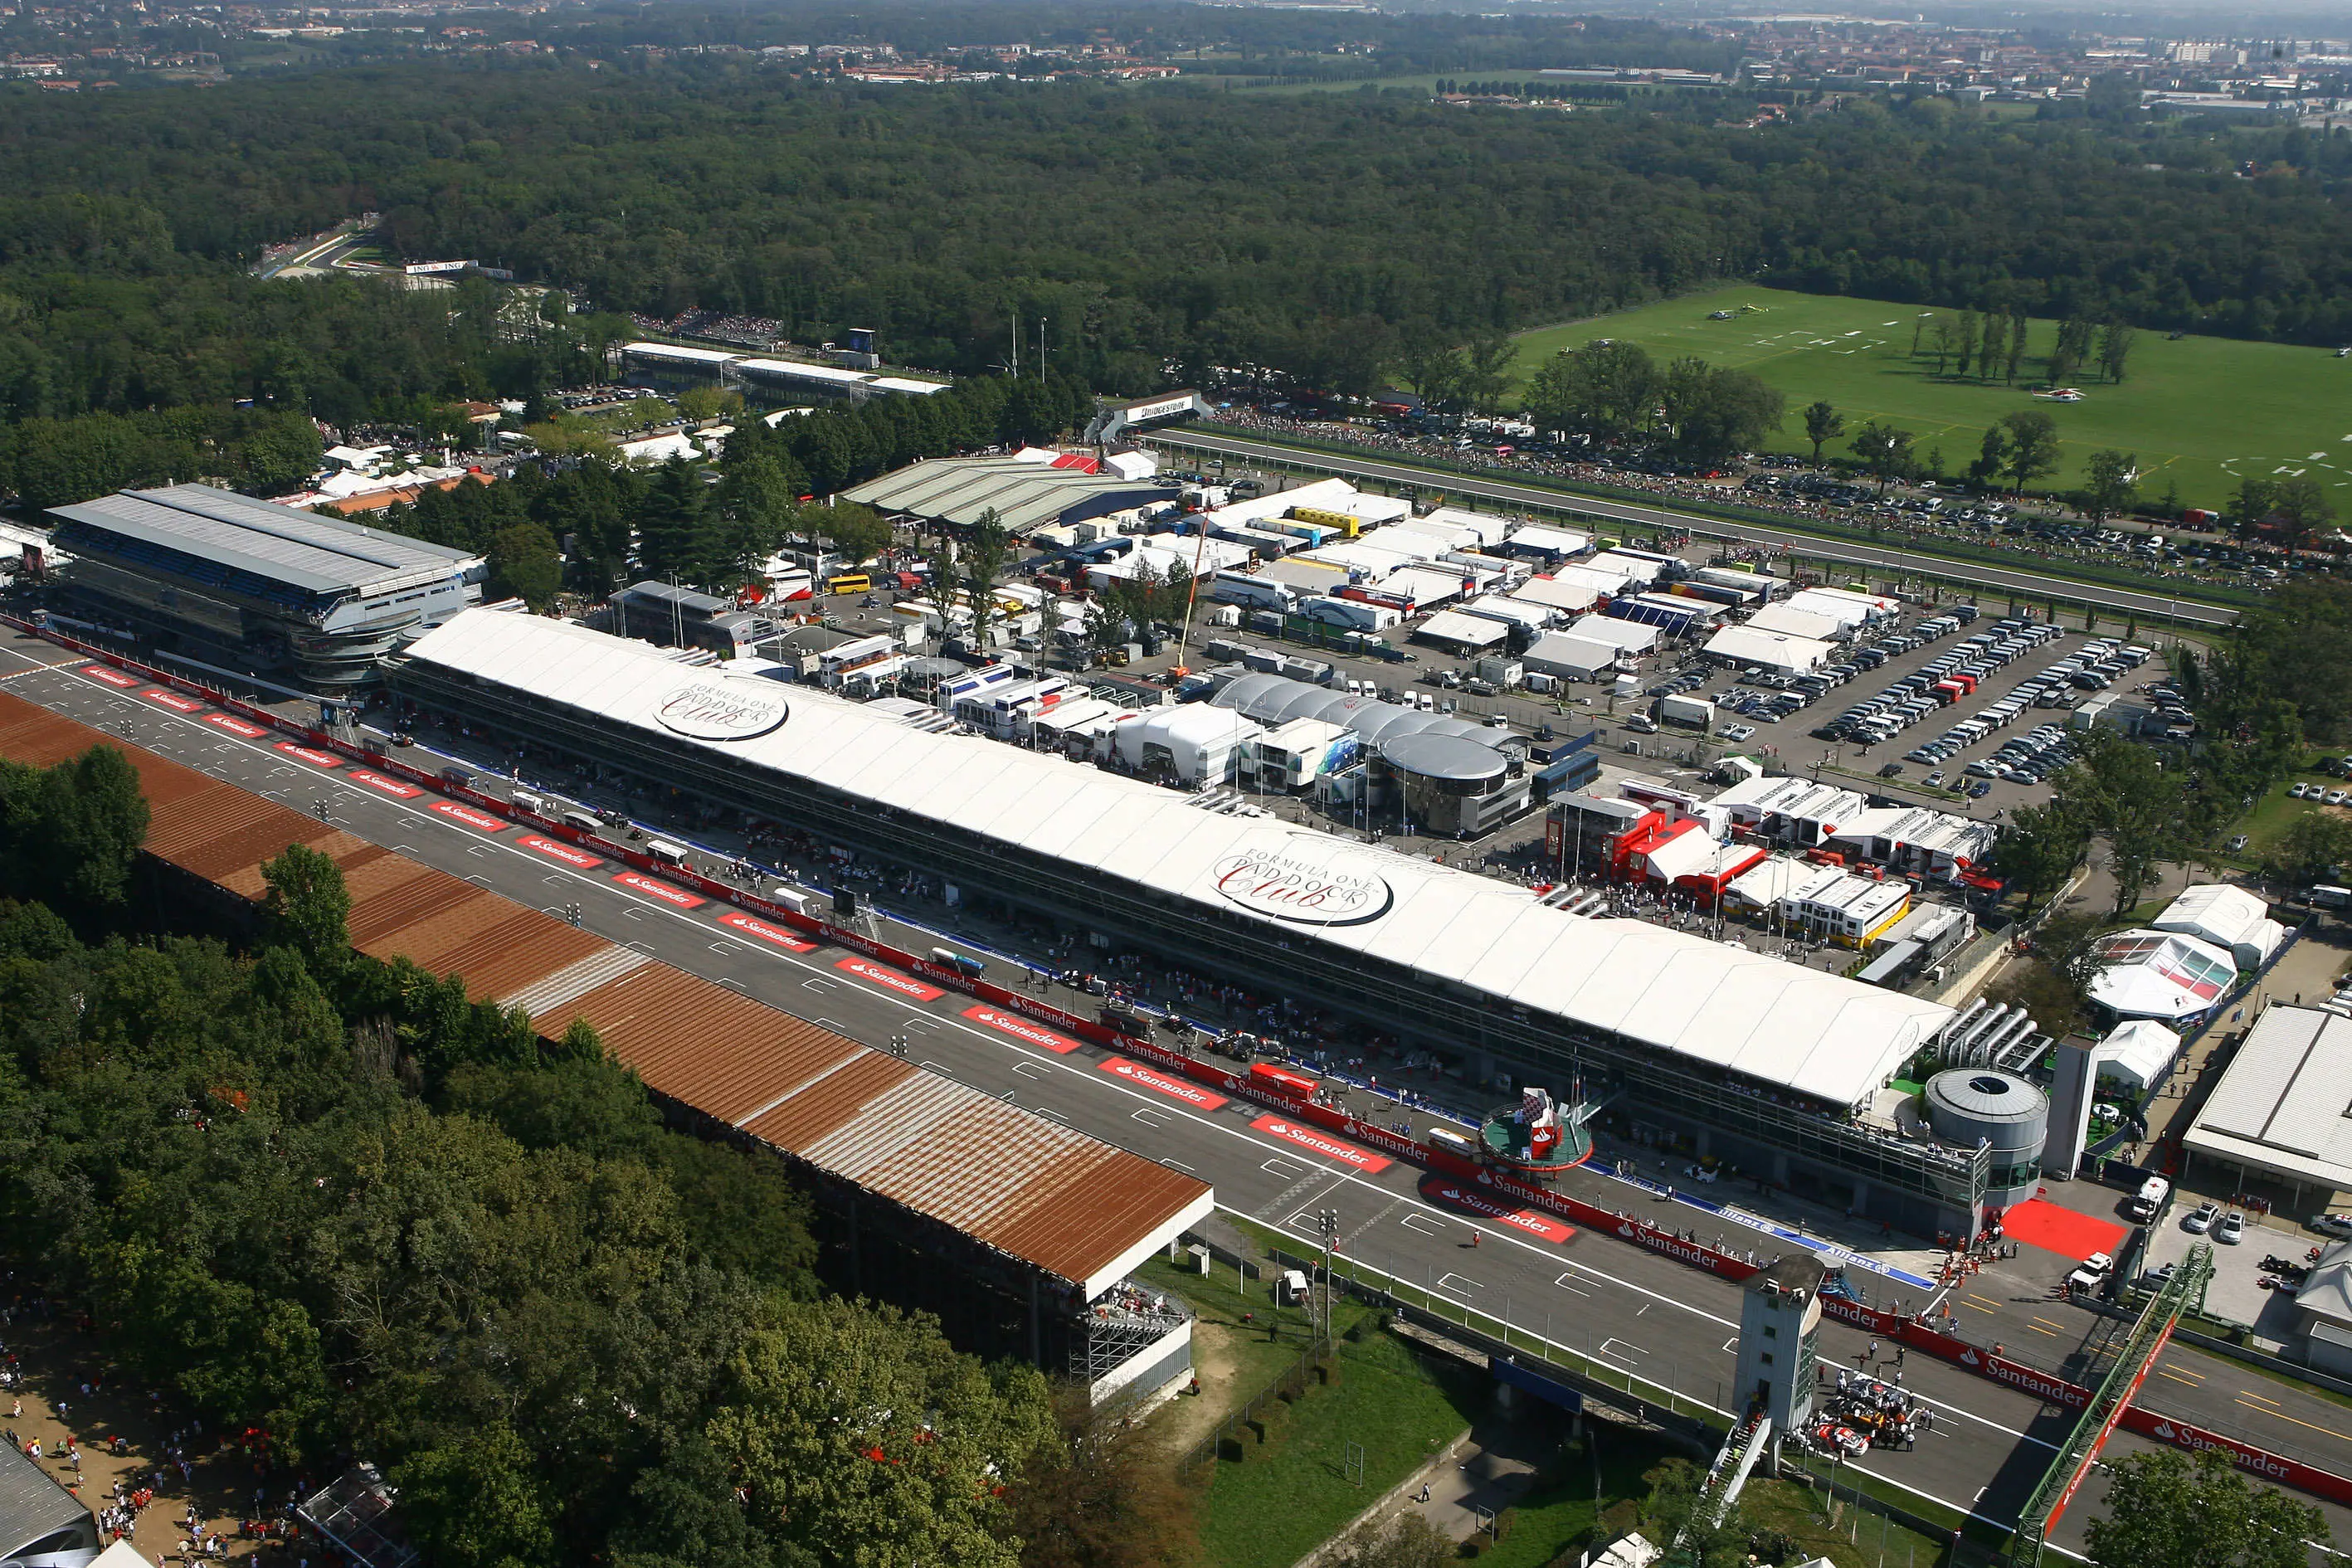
xmin=0 ymin=53 xmax=2347 ymax=450
xmin=0 ymin=747 xmax=1180 ymax=1568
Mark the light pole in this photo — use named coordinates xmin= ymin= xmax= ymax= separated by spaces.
xmin=1317 ymin=1206 xmax=1341 ymax=1342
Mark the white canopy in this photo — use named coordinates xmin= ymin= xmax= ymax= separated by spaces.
xmin=2096 ymin=1019 xmax=2183 ymax=1093
xmin=1413 ymin=610 xmax=1512 ymax=649
xmin=1704 ymin=625 xmax=1833 ymax=675
xmin=2154 ymin=884 xmax=2281 ymax=970
xmin=404 ymin=609 xmax=1955 ymax=1105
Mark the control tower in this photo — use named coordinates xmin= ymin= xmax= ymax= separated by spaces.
xmin=1731 ymin=1253 xmax=1824 ymax=1443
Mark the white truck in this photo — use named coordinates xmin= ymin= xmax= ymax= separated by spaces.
xmin=1207 ymin=570 xmax=1298 ymax=612
xmin=1660 ymin=694 xmax=1716 ymax=730
xmin=1300 ymin=595 xmax=1400 ymax=632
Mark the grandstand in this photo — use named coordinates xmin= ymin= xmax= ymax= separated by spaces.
xmin=44 ymin=485 xmax=482 ymax=690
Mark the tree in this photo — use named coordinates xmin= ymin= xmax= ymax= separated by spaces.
xmin=1999 ymin=410 xmax=2062 ymax=496
xmin=1848 ymin=421 xmax=1916 ymax=494
xmin=2005 ymin=312 xmax=2028 ymax=383
xmin=703 ymin=1297 xmax=1057 ymax=1568
xmin=957 ymin=509 xmax=1012 ymax=651
xmin=2269 ymin=473 xmax=2334 ymax=552
xmin=1993 ymin=799 xmax=2092 ymax=914
xmin=675 ymin=386 xmax=743 ymax=422
xmin=1459 ymin=332 xmax=1517 ymax=414
xmin=1006 ymin=1385 xmax=1196 ymax=1568
xmin=2230 ymin=476 xmax=2279 ymax=538
xmin=2208 ymin=579 xmax=2352 ymax=743
xmin=1985 ymin=960 xmax=2089 ymax=1040
xmin=1802 ymin=400 xmax=1844 ymax=467
xmin=1955 ymin=309 xmax=1979 ymax=377
xmin=488 ymin=523 xmax=563 ymax=610
xmin=261 ymin=842 xmax=352 ymax=972
xmin=2053 ymin=728 xmax=2185 ymax=917
xmin=2097 ymin=321 xmax=2136 ymax=383
xmin=2262 ymin=809 xmax=2352 ymax=886
xmin=1929 ymin=317 xmax=1956 ymax=376
xmin=1658 ymin=358 xmax=1783 ymax=465
xmin=394 ymin=1422 xmax=561 ymax=1568
xmin=1525 ymin=341 xmax=1660 ymax=442
xmin=638 ymin=455 xmax=714 ymax=585
xmin=1641 ymin=1458 xmax=1753 ymax=1568
xmin=2083 ymin=450 xmax=2140 ymax=524
xmin=2086 ymin=1449 xmax=2326 ymax=1568
xmin=1970 ymin=423 xmax=2009 ymax=487
xmin=1391 ymin=328 xmax=1465 ymax=411
xmin=820 ymin=501 xmax=894 ymax=567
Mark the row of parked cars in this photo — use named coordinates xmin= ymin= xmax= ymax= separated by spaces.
xmin=1809 ymin=610 xmax=2014 ymax=748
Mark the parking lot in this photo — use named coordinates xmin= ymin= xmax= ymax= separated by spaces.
xmin=2145 ymin=1199 xmax=2331 ymax=1344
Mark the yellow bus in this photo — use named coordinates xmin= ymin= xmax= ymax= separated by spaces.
xmin=826 ymin=573 xmax=871 ymax=595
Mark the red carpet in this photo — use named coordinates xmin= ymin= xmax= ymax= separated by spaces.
xmin=1999 ymin=1196 xmax=2127 ymax=1262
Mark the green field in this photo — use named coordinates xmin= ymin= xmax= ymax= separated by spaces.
xmin=1511 ymin=285 xmax=2352 ymax=509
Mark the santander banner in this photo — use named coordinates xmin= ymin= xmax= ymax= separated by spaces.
xmin=963 ymin=1005 xmax=1082 ymax=1054
xmin=1100 ymin=1054 xmax=1229 ymax=1108
xmin=1250 ymin=1114 xmax=1391 ymax=1171
xmin=836 ymin=957 xmax=944 ymax=1001
xmin=718 ymin=911 xmax=818 ymax=952
xmin=1418 ymin=1176 xmax=1575 ymax=1244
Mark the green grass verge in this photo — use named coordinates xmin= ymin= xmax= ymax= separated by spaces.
xmin=1510 ymin=285 xmax=2352 ymax=510
xmin=1742 ymin=1477 xmax=1957 ymax=1568
xmin=1136 ymin=1249 xmax=1374 ymax=1404
xmin=2229 ymin=769 xmax=2346 ymax=867
xmin=1197 ymin=1329 xmax=1477 ymax=1568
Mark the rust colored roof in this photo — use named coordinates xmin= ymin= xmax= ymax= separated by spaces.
xmin=0 ymin=688 xmax=1210 ymax=1295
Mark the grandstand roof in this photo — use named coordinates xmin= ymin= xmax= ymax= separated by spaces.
xmin=404 ymin=609 xmax=1957 ymax=1106
xmin=47 ymin=485 xmax=479 ymax=598
xmin=0 ymin=687 xmax=1205 ymax=1299
xmin=841 ymin=457 xmax=1174 ymax=533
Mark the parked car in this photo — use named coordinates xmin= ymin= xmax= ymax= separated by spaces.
xmin=2183 ymin=1202 xmax=2218 ymax=1234
xmin=2314 ymin=1214 xmax=2352 ymax=1239
xmin=2218 ymin=1210 xmax=2246 ymax=1244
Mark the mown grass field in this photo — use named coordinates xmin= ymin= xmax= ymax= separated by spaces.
xmin=1510 ymin=285 xmax=2352 ymax=509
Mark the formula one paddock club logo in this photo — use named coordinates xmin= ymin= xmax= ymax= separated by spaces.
xmin=1208 ymin=834 xmax=1395 ymax=928
xmin=653 ymin=680 xmax=790 ymax=743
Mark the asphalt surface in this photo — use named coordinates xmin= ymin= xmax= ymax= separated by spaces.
xmin=1 ymin=630 xmax=2342 ymax=1563
xmin=1142 ymin=429 xmax=2239 ymax=631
